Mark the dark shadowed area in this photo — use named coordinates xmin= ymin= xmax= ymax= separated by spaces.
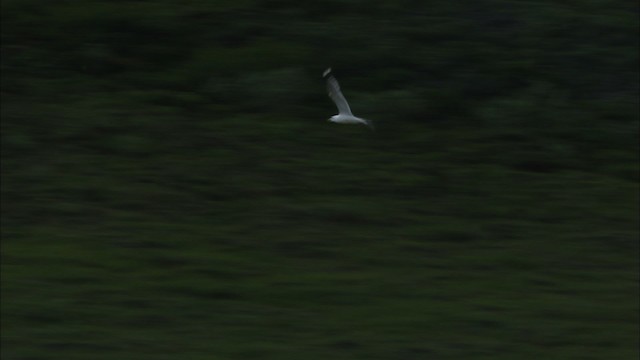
xmin=2 ymin=1 xmax=639 ymax=359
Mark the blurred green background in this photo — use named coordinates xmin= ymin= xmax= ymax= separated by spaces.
xmin=2 ymin=1 xmax=638 ymax=359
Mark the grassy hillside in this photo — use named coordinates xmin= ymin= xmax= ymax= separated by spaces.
xmin=2 ymin=1 xmax=638 ymax=359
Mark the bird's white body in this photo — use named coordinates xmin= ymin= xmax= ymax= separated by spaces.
xmin=323 ymin=68 xmax=373 ymax=130
xmin=329 ymin=114 xmax=370 ymax=126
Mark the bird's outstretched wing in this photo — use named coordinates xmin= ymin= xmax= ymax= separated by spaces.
xmin=323 ymin=68 xmax=352 ymax=115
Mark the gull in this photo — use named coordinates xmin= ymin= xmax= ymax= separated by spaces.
xmin=323 ymin=68 xmax=373 ymax=130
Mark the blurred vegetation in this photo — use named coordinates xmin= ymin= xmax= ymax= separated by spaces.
xmin=2 ymin=1 xmax=638 ymax=359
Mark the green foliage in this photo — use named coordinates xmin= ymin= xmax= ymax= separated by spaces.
xmin=2 ymin=1 xmax=638 ymax=359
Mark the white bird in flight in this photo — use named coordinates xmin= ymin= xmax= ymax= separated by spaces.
xmin=323 ymin=68 xmax=373 ymax=130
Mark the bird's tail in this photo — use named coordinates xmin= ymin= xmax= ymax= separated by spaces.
xmin=363 ymin=119 xmax=375 ymax=131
